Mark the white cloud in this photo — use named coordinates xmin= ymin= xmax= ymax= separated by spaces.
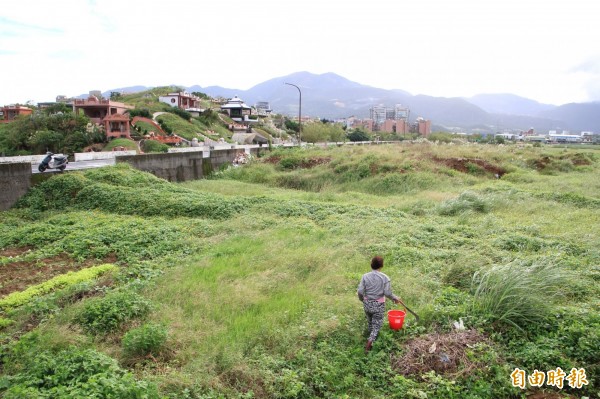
xmin=1 ymin=0 xmax=599 ymax=105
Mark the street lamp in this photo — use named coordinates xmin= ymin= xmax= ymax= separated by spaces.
xmin=284 ymin=82 xmax=302 ymax=144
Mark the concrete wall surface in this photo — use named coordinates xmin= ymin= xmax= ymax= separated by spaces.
xmin=116 ymin=148 xmax=256 ymax=182
xmin=74 ymin=150 xmax=137 ymax=161
xmin=0 ymin=154 xmax=50 ymax=164
xmin=115 ymin=152 xmax=207 ymax=182
xmin=0 ymin=162 xmax=32 ymax=210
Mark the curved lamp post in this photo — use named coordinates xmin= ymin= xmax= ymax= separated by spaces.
xmin=284 ymin=82 xmax=302 ymax=144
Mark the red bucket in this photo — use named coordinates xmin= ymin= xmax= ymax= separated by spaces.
xmin=388 ymin=309 xmax=406 ymax=330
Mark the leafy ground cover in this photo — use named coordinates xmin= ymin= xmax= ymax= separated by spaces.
xmin=0 ymin=142 xmax=598 ymax=398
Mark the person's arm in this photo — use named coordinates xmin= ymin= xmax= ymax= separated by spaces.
xmin=384 ymin=279 xmax=400 ymax=303
xmin=357 ymin=276 xmax=365 ymax=302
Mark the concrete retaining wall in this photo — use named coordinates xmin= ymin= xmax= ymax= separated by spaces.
xmin=116 ymin=147 xmax=263 ymax=182
xmin=0 ymin=163 xmax=31 ymax=210
xmin=116 ymin=149 xmax=232 ymax=182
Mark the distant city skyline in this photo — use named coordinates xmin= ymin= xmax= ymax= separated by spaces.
xmin=1 ymin=0 xmax=599 ymax=106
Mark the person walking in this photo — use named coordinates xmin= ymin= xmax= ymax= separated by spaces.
xmin=357 ymin=256 xmax=401 ymax=353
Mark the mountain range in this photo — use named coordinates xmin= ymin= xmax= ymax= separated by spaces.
xmin=103 ymin=72 xmax=600 ymax=134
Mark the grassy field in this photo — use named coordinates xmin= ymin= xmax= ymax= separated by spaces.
xmin=0 ymin=142 xmax=598 ymax=398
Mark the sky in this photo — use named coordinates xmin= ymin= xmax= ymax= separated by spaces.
xmin=2 ymin=0 xmax=600 ymax=107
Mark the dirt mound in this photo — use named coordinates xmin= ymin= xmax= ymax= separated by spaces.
xmin=392 ymin=329 xmax=489 ymax=377
xmin=433 ymin=157 xmax=506 ymax=177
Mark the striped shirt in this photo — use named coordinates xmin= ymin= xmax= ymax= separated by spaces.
xmin=357 ymin=270 xmax=399 ymax=303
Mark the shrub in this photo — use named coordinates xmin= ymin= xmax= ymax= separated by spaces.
xmin=16 ymin=173 xmax=90 ymax=210
xmin=2 ymin=347 xmax=160 ymax=398
xmin=470 ymin=262 xmax=567 ymax=330
xmin=347 ymin=129 xmax=371 ymax=142
xmin=122 ymin=323 xmax=168 ymax=358
xmin=142 ymin=139 xmax=169 ymax=153
xmin=167 ymin=106 xmax=192 ymax=121
xmin=128 ymin=108 xmax=152 ymax=119
xmin=75 ymin=290 xmax=152 ymax=335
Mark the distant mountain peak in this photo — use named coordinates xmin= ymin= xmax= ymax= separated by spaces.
xmin=98 ymin=72 xmax=599 ymax=132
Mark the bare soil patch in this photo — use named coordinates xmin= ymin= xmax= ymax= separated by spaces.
xmin=263 ymin=155 xmax=281 ymax=164
xmin=299 ymin=156 xmax=331 ymax=168
xmin=262 ymin=156 xmax=332 ymax=169
xmin=392 ymin=329 xmax=490 ymax=377
xmin=433 ymin=156 xmax=506 ymax=177
xmin=0 ymin=249 xmax=117 ymax=297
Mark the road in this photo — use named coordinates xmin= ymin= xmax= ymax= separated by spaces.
xmin=31 ymin=158 xmax=115 ymax=174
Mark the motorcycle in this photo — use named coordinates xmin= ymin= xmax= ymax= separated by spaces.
xmin=38 ymin=152 xmax=68 ymax=172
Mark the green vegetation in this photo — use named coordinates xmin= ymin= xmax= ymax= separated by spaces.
xmin=347 ymin=128 xmax=372 ymax=142
xmin=0 ymin=111 xmax=104 ymax=155
xmin=300 ymin=120 xmax=345 ymax=142
xmin=0 ymin=264 xmax=116 ymax=311
xmin=2 ymin=346 xmax=160 ymax=398
xmin=141 ymin=139 xmax=169 ymax=153
xmin=0 ymin=143 xmax=598 ymax=398
xmin=75 ymin=290 xmax=152 ymax=335
xmin=103 ymin=138 xmax=138 ymax=151
xmin=122 ymin=322 xmax=168 ymax=359
xmin=155 ymin=113 xmax=202 ymax=141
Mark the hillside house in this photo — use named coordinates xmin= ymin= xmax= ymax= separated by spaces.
xmin=73 ymin=93 xmax=134 ymax=140
xmin=221 ymin=96 xmax=256 ymax=125
xmin=73 ymin=94 xmax=134 ymax=125
xmin=103 ymin=113 xmax=131 ymax=139
xmin=255 ymin=101 xmax=272 ymax=116
xmin=0 ymin=105 xmax=33 ymax=123
xmin=159 ymin=92 xmax=202 ymax=112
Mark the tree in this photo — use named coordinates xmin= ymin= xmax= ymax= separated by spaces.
xmin=197 ymin=109 xmax=219 ymax=125
xmin=191 ymin=91 xmax=210 ymax=100
xmin=28 ymin=129 xmax=64 ymax=153
xmin=0 ymin=112 xmax=95 ymax=155
xmin=347 ymin=128 xmax=371 ymax=142
xmin=43 ymin=102 xmax=72 ymax=115
xmin=284 ymin=118 xmax=300 ymax=133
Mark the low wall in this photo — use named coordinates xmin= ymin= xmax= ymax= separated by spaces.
xmin=0 ymin=141 xmax=387 ymax=209
xmin=0 ymin=163 xmax=31 ymax=210
xmin=0 ymin=154 xmax=50 ymax=164
xmin=116 ymin=147 xmax=263 ymax=182
xmin=116 ymin=149 xmax=228 ymax=182
xmin=74 ymin=150 xmax=136 ymax=161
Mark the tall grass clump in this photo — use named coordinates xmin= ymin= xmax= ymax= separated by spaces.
xmin=122 ymin=323 xmax=168 ymax=359
xmin=470 ymin=262 xmax=567 ymax=330
xmin=438 ymin=191 xmax=490 ymax=216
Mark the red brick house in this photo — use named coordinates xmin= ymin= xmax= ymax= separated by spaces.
xmin=104 ymin=113 xmax=131 ymax=139
xmin=0 ymin=105 xmax=33 ymax=123
xmin=73 ymin=94 xmax=134 ymax=139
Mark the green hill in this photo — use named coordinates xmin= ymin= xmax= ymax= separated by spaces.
xmin=1 ymin=143 xmax=598 ymax=398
